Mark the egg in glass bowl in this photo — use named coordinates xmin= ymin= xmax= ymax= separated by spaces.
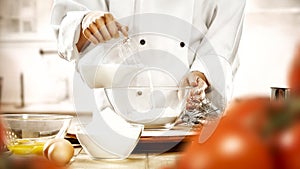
xmin=0 ymin=114 xmax=73 ymax=155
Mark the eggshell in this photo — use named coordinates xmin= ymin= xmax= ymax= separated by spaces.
xmin=45 ymin=139 xmax=74 ymax=166
xmin=43 ymin=138 xmax=66 ymax=159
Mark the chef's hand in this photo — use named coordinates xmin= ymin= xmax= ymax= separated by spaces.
xmin=76 ymin=12 xmax=128 ymax=52
xmin=181 ymin=71 xmax=210 ymax=110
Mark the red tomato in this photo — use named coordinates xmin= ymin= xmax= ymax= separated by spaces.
xmin=29 ymin=157 xmax=68 ymax=169
xmin=0 ymin=118 xmax=5 ymax=153
xmin=271 ymin=122 xmax=300 ymax=169
xmin=288 ymin=44 xmax=300 ymax=96
xmin=4 ymin=157 xmax=68 ymax=169
xmin=174 ymin=117 xmax=274 ymax=169
xmin=225 ymin=96 xmax=270 ymax=135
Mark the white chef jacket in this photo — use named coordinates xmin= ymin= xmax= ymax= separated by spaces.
xmin=51 ymin=0 xmax=245 ymax=69
xmin=51 ymin=0 xmax=246 ymax=109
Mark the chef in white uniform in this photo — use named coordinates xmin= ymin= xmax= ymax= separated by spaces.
xmin=51 ymin=0 xmax=246 ymax=113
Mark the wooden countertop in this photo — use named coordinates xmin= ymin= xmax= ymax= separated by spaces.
xmin=70 ymin=147 xmax=181 ymax=169
xmin=66 ymin=126 xmax=193 ymax=169
xmin=1 ymin=102 xmax=192 ymax=169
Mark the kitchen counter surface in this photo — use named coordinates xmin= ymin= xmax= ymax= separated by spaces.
xmin=70 ymin=148 xmax=180 ymax=169
xmin=0 ymin=103 xmax=188 ymax=169
xmin=67 ymin=127 xmax=192 ymax=169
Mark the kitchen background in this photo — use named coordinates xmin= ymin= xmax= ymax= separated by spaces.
xmin=0 ymin=0 xmax=299 ymax=107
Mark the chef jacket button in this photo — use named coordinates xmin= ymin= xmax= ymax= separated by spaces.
xmin=180 ymin=42 xmax=185 ymax=48
xmin=140 ymin=39 xmax=146 ymax=45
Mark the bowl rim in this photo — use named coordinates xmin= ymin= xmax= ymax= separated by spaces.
xmin=0 ymin=113 xmax=73 ymax=120
xmin=104 ymin=86 xmax=194 ymax=90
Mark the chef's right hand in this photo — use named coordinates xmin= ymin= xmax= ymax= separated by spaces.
xmin=81 ymin=12 xmax=128 ymax=44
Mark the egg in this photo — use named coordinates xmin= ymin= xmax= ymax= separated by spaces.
xmin=43 ymin=138 xmax=66 ymax=159
xmin=43 ymin=138 xmax=74 ymax=166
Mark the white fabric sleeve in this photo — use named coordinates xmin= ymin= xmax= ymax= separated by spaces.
xmin=191 ymin=0 xmax=246 ymax=76
xmin=50 ymin=0 xmax=108 ymax=61
xmin=51 ymin=0 xmax=91 ymax=61
xmin=57 ymin=11 xmax=88 ymax=61
xmin=190 ymin=0 xmax=246 ymax=109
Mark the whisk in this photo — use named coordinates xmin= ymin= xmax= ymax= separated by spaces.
xmin=181 ymin=97 xmax=221 ymax=126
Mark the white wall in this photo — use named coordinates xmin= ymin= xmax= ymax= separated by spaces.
xmin=0 ymin=41 xmax=75 ymax=104
xmin=232 ymin=0 xmax=300 ymax=98
xmin=0 ymin=0 xmax=75 ymax=105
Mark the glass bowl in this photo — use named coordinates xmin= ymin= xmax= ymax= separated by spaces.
xmin=104 ymin=86 xmax=191 ymax=129
xmin=0 ymin=114 xmax=73 ymax=155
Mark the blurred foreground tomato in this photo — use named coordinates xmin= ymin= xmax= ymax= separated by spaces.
xmin=172 ymin=117 xmax=274 ymax=169
xmin=266 ymin=98 xmax=300 ymax=169
xmin=0 ymin=118 xmax=5 ymax=153
xmin=225 ymin=96 xmax=300 ymax=169
xmin=225 ymin=96 xmax=270 ymax=135
xmin=1 ymin=156 xmax=68 ymax=169
xmin=271 ymin=122 xmax=300 ymax=169
xmin=288 ymin=43 xmax=300 ymax=96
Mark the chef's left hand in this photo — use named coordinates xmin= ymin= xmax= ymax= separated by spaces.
xmin=181 ymin=71 xmax=210 ymax=110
